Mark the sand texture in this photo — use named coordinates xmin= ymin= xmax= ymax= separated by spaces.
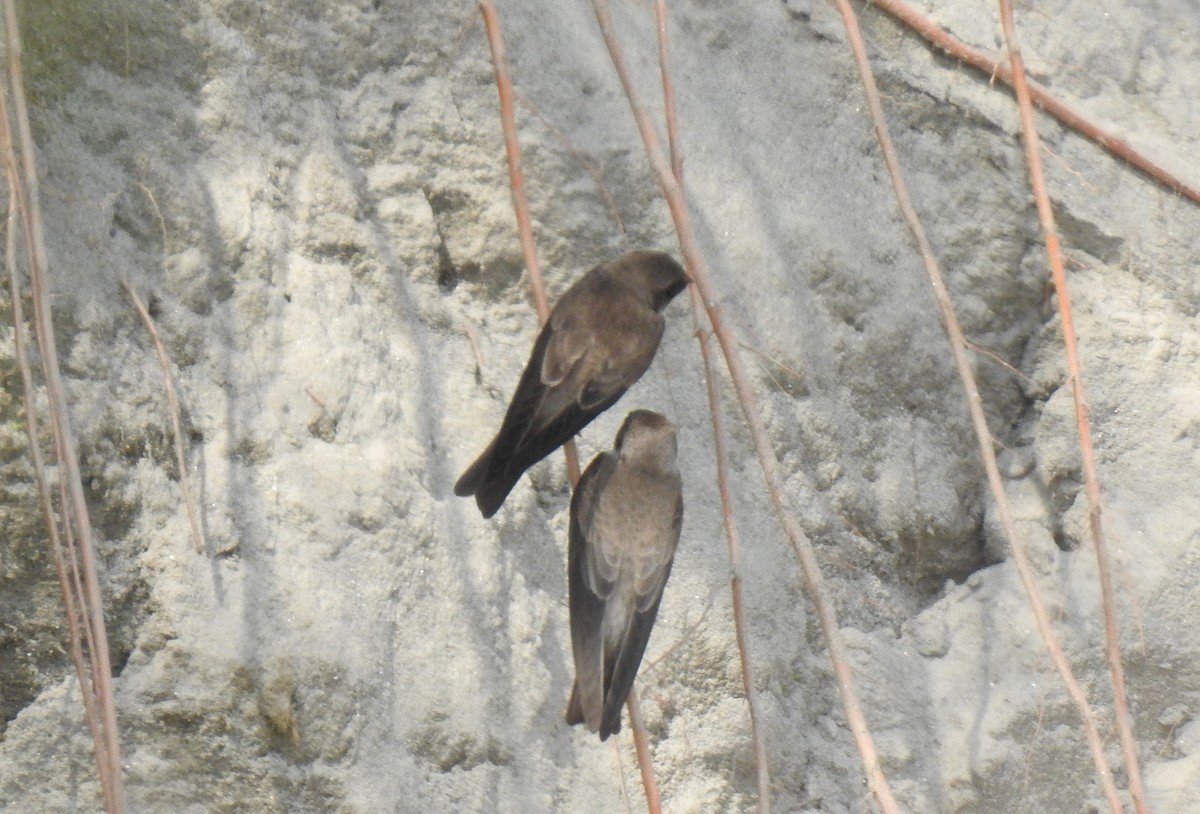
xmin=1 ymin=1 xmax=1198 ymax=811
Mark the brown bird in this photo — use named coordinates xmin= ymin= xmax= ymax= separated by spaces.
xmin=565 ymin=410 xmax=682 ymax=740
xmin=454 ymin=250 xmax=687 ymax=518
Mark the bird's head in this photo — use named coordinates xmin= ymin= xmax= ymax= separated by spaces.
xmin=614 ymin=409 xmax=678 ymax=472
xmin=618 ymin=250 xmax=689 ymax=312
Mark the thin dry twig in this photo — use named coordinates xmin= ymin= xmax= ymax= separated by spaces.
xmin=462 ymin=317 xmax=486 ymax=380
xmin=477 ymin=0 xmax=581 ymax=486
xmin=962 ymin=339 xmax=1031 ymax=384
xmin=873 ymin=0 xmax=1200 ymax=206
xmin=700 ymin=326 xmax=774 ymax=808
xmin=4 ymin=154 xmax=107 ymax=787
xmin=997 ymin=1 xmax=1148 ymax=811
xmin=135 ymin=182 xmax=167 ymax=242
xmin=477 ymin=1 xmax=549 ymax=323
xmin=477 ymin=1 xmax=661 ymax=804
xmin=625 ymin=686 xmax=662 ymax=814
xmin=589 ymin=2 xmax=901 ymax=811
xmin=651 ymin=1 xmax=770 ymax=809
xmin=738 ymin=341 xmax=807 ymax=388
xmin=514 ymin=90 xmax=627 ymax=236
xmin=1 ymin=1 xmax=125 ymax=809
xmin=120 ymin=278 xmax=205 ymax=555
xmin=610 ymin=737 xmax=635 ymax=814
xmin=652 ymin=0 xmax=682 ymax=185
xmin=829 ymin=0 xmax=1126 ymax=810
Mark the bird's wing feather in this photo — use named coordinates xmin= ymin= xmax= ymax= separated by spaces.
xmin=599 ymin=553 xmax=677 ymax=740
xmin=542 ymin=286 xmax=665 ymax=415
xmin=634 ymin=490 xmax=682 ymax=612
xmin=578 ymin=310 xmax=664 ymax=410
xmin=567 ymin=452 xmax=619 ymax=733
xmin=598 ymin=483 xmax=681 ymax=739
xmin=541 ymin=278 xmax=605 ymax=388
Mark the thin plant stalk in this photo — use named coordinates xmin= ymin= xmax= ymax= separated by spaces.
xmin=514 ymin=91 xmax=627 ymax=236
xmin=4 ymin=166 xmax=107 ymax=775
xmin=477 ymin=0 xmax=581 ymax=484
xmin=120 ymin=278 xmax=206 ymax=554
xmin=476 ymin=1 xmax=660 ymax=806
xmin=997 ymin=1 xmax=1148 ymax=810
xmin=1 ymin=1 xmax=125 ymax=809
xmin=828 ymin=0 xmax=1126 ymax=810
xmin=872 ymin=0 xmax=1200 ymax=205
xmin=590 ymin=2 xmax=901 ymax=810
xmin=699 ymin=321 xmax=773 ymax=812
xmin=651 ymin=1 xmax=771 ymax=808
xmin=625 ymin=687 xmax=662 ymax=814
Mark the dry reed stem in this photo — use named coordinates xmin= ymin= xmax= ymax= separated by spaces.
xmin=873 ymin=0 xmax=1200 ymax=206
xmin=477 ymin=1 xmax=548 ymax=323
xmin=1 ymin=2 xmax=125 ymax=809
xmin=652 ymin=1 xmax=682 ymax=185
xmin=477 ymin=0 xmax=581 ymax=486
xmin=120 ymin=278 xmax=205 ymax=555
xmin=590 ymin=2 xmax=901 ymax=811
xmin=699 ymin=324 xmax=774 ymax=811
xmin=652 ymin=1 xmax=770 ymax=809
xmin=477 ymin=1 xmax=659 ymax=805
xmin=997 ymin=2 xmax=1148 ymax=810
xmin=4 ymin=161 xmax=107 ymax=778
xmin=829 ymin=0 xmax=1126 ymax=810
xmin=625 ymin=686 xmax=662 ymax=814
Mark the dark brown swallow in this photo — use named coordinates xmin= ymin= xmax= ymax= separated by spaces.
xmin=454 ymin=250 xmax=688 ymax=518
xmin=564 ymin=410 xmax=682 ymax=740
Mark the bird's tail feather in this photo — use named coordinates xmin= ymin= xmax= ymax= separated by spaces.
xmin=472 ymin=471 xmax=520 ymax=519
xmin=564 ymin=681 xmax=584 ymax=727
xmin=453 ymin=451 xmax=489 ymax=498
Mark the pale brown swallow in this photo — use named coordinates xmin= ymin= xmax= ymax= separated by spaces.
xmin=454 ymin=251 xmax=688 ymax=518
xmin=565 ymin=410 xmax=682 ymax=741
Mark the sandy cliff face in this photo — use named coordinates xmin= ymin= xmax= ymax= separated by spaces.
xmin=1 ymin=1 xmax=1198 ymax=811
